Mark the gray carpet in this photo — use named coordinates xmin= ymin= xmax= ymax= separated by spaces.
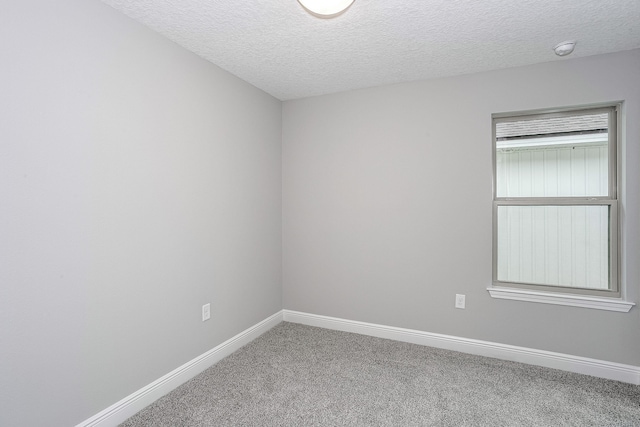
xmin=121 ymin=322 xmax=640 ymax=426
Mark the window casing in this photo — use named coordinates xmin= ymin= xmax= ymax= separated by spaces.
xmin=492 ymin=105 xmax=619 ymax=298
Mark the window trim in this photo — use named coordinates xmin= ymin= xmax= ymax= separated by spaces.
xmin=486 ymin=286 xmax=634 ymax=312
xmin=490 ymin=104 xmax=628 ymax=305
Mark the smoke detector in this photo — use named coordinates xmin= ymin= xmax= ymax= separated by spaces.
xmin=554 ymin=41 xmax=577 ymax=57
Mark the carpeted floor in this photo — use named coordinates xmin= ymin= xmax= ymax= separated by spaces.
xmin=121 ymin=322 xmax=640 ymax=426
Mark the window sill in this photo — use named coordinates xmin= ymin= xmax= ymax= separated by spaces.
xmin=487 ymin=286 xmax=635 ymax=312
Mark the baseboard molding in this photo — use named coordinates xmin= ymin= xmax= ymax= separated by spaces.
xmin=76 ymin=311 xmax=283 ymax=427
xmin=283 ymin=310 xmax=640 ymax=385
xmin=77 ymin=308 xmax=640 ymax=427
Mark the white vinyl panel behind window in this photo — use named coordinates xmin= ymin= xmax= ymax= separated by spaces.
xmin=497 ymin=145 xmax=607 ymax=198
xmin=497 ymin=205 xmax=609 ymax=289
xmin=544 ymin=206 xmax=560 ymax=285
xmin=496 ymin=141 xmax=609 ymax=289
xmin=531 ymin=150 xmax=545 ymax=197
xmin=532 ymin=206 xmax=545 ymax=284
xmin=543 ymin=150 xmax=559 ymax=197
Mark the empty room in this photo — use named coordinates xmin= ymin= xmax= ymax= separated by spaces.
xmin=2 ymin=1 xmax=639 ymax=426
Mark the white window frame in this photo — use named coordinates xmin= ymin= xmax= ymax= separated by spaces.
xmin=488 ymin=104 xmax=634 ymax=312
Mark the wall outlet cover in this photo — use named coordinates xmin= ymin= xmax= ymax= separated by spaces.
xmin=202 ymin=303 xmax=211 ymax=321
xmin=455 ymin=294 xmax=466 ymax=309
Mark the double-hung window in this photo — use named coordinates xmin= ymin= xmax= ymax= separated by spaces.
xmin=490 ymin=105 xmax=631 ymax=310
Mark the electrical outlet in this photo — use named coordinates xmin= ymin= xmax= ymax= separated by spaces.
xmin=202 ymin=303 xmax=211 ymax=321
xmin=455 ymin=294 xmax=466 ymax=309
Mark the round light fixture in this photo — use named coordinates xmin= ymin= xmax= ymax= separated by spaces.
xmin=554 ymin=41 xmax=576 ymax=57
xmin=297 ymin=0 xmax=355 ymax=18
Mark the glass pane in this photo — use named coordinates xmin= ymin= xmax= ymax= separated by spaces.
xmin=497 ymin=205 xmax=610 ymax=289
xmin=496 ymin=112 xmax=609 ymax=197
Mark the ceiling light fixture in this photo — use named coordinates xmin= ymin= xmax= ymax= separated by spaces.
xmin=297 ymin=0 xmax=355 ymax=18
xmin=553 ymin=41 xmax=576 ymax=57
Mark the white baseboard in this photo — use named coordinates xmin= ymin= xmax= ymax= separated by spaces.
xmin=283 ymin=309 xmax=640 ymax=385
xmin=77 ymin=308 xmax=640 ymax=427
xmin=76 ymin=311 xmax=283 ymax=427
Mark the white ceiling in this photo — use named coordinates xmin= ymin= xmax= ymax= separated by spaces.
xmin=101 ymin=0 xmax=640 ymax=101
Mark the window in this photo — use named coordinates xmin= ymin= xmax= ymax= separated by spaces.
xmin=489 ymin=105 xmax=632 ymax=311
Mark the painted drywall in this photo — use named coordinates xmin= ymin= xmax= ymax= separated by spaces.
xmin=0 ymin=1 xmax=281 ymax=426
xmin=282 ymin=49 xmax=640 ymax=366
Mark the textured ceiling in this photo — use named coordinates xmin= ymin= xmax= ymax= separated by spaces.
xmin=100 ymin=0 xmax=640 ymax=100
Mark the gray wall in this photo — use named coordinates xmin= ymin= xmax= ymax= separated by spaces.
xmin=0 ymin=1 xmax=282 ymax=426
xmin=2 ymin=1 xmax=638 ymax=425
xmin=283 ymin=50 xmax=640 ymax=366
